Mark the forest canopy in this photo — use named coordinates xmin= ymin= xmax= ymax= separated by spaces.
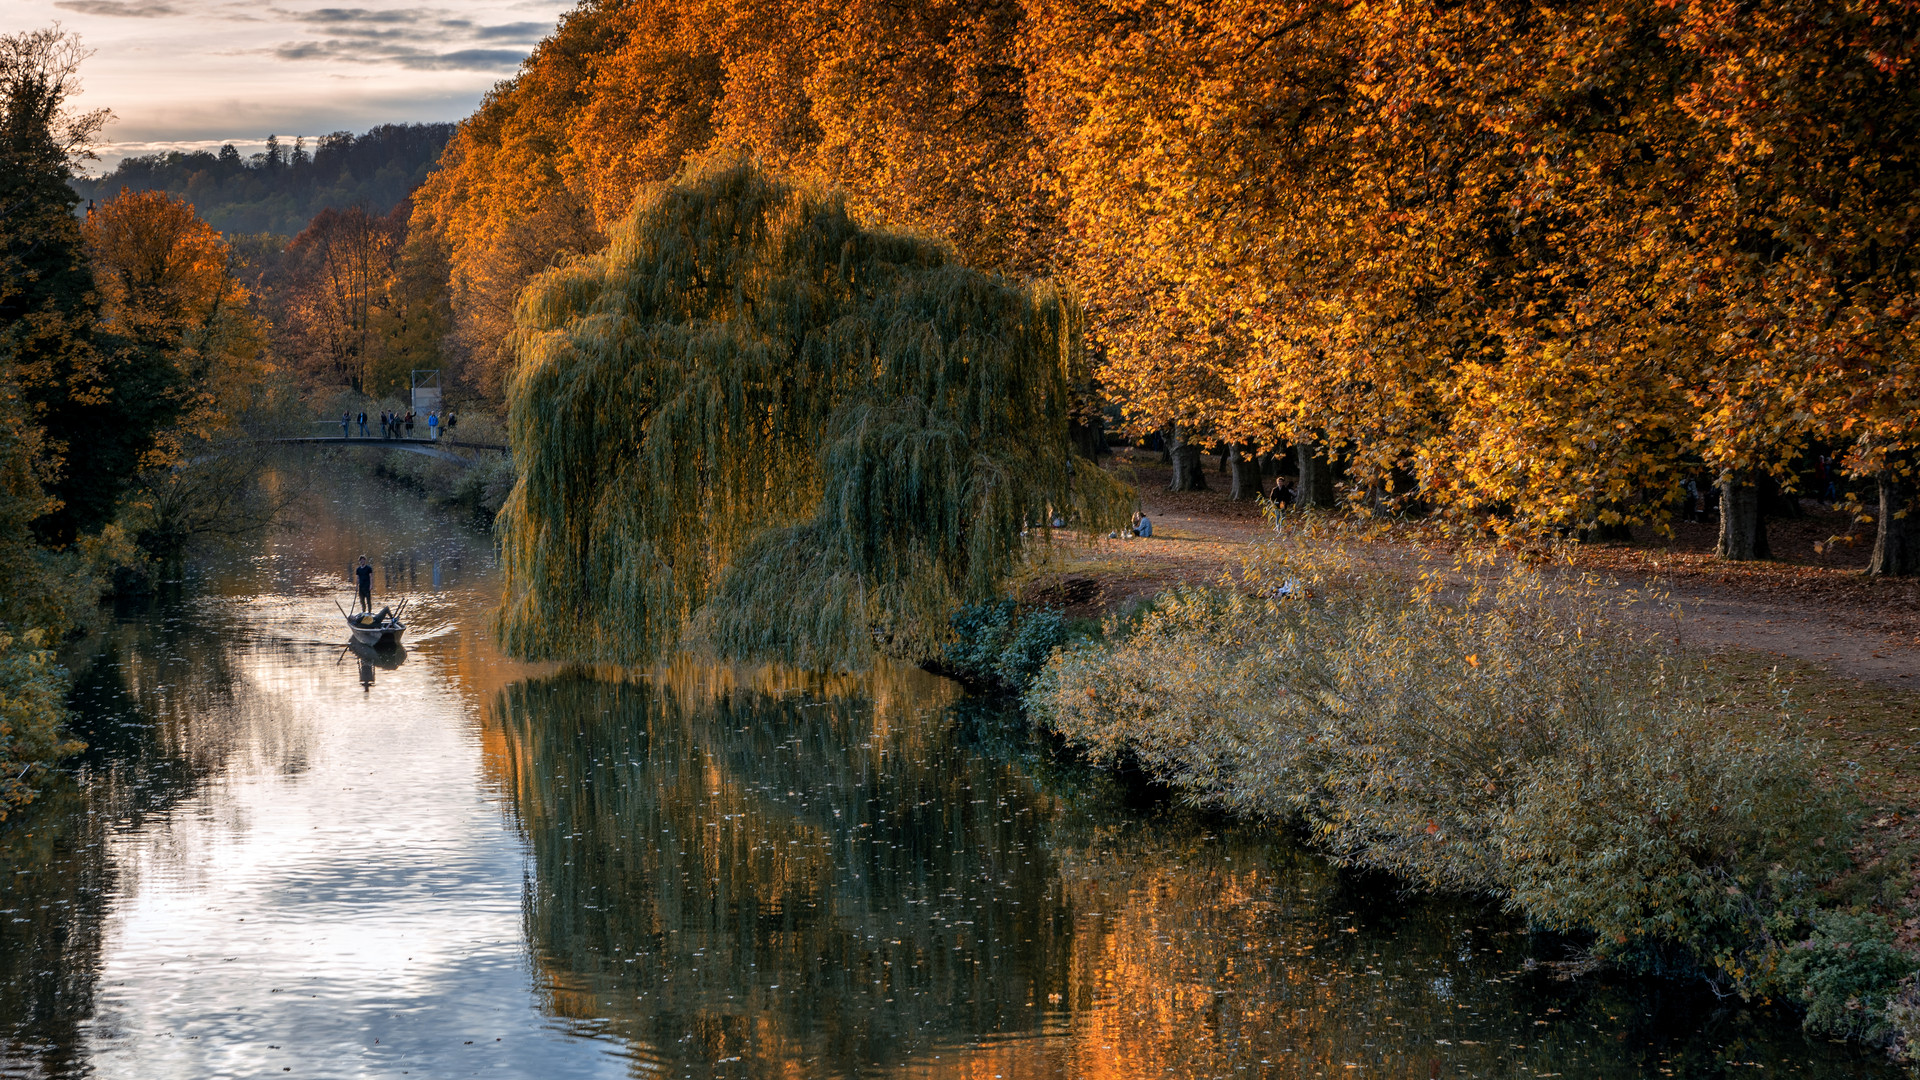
xmin=73 ymin=124 xmax=455 ymax=236
xmin=410 ymin=0 xmax=1920 ymax=574
xmin=493 ymin=162 xmax=1127 ymax=668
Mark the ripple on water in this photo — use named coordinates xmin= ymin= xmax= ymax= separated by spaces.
xmin=0 ymin=470 xmax=1903 ymax=1080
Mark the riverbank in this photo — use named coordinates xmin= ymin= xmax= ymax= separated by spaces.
xmin=348 ymin=412 xmax=515 ymax=523
xmin=1005 ymin=466 xmax=1920 ymax=1067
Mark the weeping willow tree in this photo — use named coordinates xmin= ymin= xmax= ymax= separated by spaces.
xmin=494 ymin=162 xmax=1128 ymax=668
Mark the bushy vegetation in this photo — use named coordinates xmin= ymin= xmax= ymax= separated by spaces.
xmin=0 ymin=629 xmax=78 ymax=819
xmin=1773 ymin=910 xmax=1917 ymax=1043
xmin=936 ymin=600 xmax=1077 ymax=694
xmin=1026 ymin=520 xmax=1912 ymax=1043
xmin=495 ymin=162 xmax=1127 ymax=669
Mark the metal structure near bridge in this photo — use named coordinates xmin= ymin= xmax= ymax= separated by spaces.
xmin=411 ymin=369 xmax=442 ymax=416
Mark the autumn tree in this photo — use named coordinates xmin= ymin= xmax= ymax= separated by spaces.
xmin=0 ymin=27 xmax=114 ymax=544
xmin=1667 ymin=0 xmax=1920 ymax=574
xmin=404 ymin=0 xmax=1920 ymax=567
xmin=82 ymin=188 xmax=272 ymax=560
xmin=412 ymin=0 xmax=1073 ymax=401
xmin=363 ymin=217 xmax=453 ymax=400
xmin=280 ymin=206 xmax=400 ymax=392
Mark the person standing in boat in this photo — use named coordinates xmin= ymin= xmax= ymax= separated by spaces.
xmin=354 ymin=555 xmax=374 ymax=612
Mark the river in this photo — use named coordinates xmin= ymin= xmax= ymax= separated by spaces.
xmin=0 ymin=468 xmax=1898 ymax=1079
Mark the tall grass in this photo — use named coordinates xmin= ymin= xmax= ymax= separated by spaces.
xmin=1026 ymin=518 xmax=1913 ymax=1039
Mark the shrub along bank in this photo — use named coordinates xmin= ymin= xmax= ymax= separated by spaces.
xmin=1020 ymin=520 xmax=1919 ymax=1060
xmin=340 ymin=407 xmax=515 ymax=522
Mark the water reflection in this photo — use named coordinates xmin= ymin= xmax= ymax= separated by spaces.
xmin=498 ymin=671 xmax=1893 ymax=1079
xmin=346 ymin=641 xmax=405 ymax=693
xmin=1 ymin=605 xmax=294 ymax=1077
xmin=0 ymin=465 xmax=1905 ymax=1080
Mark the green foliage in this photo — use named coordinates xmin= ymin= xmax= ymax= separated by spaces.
xmin=447 ymin=454 xmax=516 ymax=520
xmin=0 ymin=628 xmax=76 ymax=820
xmin=1769 ymin=910 xmax=1918 ymax=1043
xmin=70 ymin=124 xmax=454 ymax=236
xmin=939 ymin=600 xmax=1074 ymax=694
xmin=1 ymin=30 xmax=106 ymax=545
xmin=495 ymin=161 xmax=1130 ymax=668
xmin=1026 ymin=522 xmax=1859 ymax=991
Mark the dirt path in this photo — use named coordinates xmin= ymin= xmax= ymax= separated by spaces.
xmin=1036 ymin=450 xmax=1920 ymax=691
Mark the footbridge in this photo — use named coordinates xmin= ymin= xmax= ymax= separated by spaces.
xmin=263 ymin=436 xmax=510 ymax=467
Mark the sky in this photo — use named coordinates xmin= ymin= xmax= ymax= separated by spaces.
xmin=17 ymin=0 xmax=576 ymax=172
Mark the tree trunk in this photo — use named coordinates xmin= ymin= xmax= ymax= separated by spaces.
xmin=1069 ymin=408 xmax=1104 ymax=460
xmin=1296 ymin=442 xmax=1336 ymax=508
xmin=1716 ymin=471 xmax=1770 ymax=560
xmin=1169 ymin=423 xmax=1208 ymax=491
xmin=1218 ymin=444 xmax=1230 ymax=474
xmin=1227 ymin=443 xmax=1257 ymax=501
xmin=1869 ymin=471 xmax=1916 ymax=576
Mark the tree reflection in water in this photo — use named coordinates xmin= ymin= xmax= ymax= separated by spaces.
xmin=493 ymin=668 xmax=1890 ymax=1080
xmin=0 ymin=602 xmax=298 ymax=1077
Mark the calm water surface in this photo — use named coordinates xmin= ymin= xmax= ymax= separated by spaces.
xmin=0 ymin=470 xmax=1898 ymax=1078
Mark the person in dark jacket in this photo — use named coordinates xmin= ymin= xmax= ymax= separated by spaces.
xmin=354 ymin=556 xmax=374 ymax=612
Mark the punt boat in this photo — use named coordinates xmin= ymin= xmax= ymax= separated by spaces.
xmin=345 ymin=607 xmax=405 ymax=649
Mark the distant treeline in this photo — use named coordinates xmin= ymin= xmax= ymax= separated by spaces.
xmin=70 ymin=123 xmax=455 ymax=235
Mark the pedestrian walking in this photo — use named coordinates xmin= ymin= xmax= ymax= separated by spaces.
xmin=356 ymin=411 xmax=368 ymax=437
xmin=404 ymin=411 xmax=415 ymax=438
xmin=341 ymin=411 xmax=350 ymax=438
xmin=428 ymin=412 xmax=439 ymax=440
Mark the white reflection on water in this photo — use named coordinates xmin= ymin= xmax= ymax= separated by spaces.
xmin=58 ymin=478 xmax=626 ymax=1079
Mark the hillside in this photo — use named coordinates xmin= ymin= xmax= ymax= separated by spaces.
xmin=72 ymin=123 xmax=454 ymax=236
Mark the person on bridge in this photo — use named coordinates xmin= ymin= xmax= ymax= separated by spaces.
xmin=445 ymin=411 xmax=457 ymax=437
xmin=341 ymin=411 xmax=351 ymax=438
xmin=428 ymin=412 xmax=439 ymax=440
xmin=404 ymin=411 xmax=415 ymax=438
xmin=357 ymin=411 xmax=368 ymax=437
xmin=354 ymin=555 xmax=374 ymax=612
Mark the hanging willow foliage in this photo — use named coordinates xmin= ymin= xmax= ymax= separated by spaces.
xmin=494 ymin=162 xmax=1129 ymax=668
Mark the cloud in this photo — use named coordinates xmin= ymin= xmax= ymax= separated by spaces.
xmin=53 ymin=0 xmax=180 ymax=16
xmin=472 ymin=21 xmax=546 ymax=41
xmin=254 ymin=6 xmax=543 ymax=65
xmin=404 ymin=47 xmax=527 ymax=70
xmin=270 ymin=38 xmax=528 ymax=72
xmin=288 ymin=6 xmax=437 ymax=24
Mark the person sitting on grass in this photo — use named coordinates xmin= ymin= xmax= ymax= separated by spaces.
xmin=1131 ymin=512 xmax=1152 ymax=538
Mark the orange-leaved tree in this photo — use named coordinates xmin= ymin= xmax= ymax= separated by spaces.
xmin=1671 ymin=0 xmax=1920 ymax=573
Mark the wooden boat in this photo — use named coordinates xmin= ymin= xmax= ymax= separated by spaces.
xmin=345 ymin=607 xmax=405 ymax=649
